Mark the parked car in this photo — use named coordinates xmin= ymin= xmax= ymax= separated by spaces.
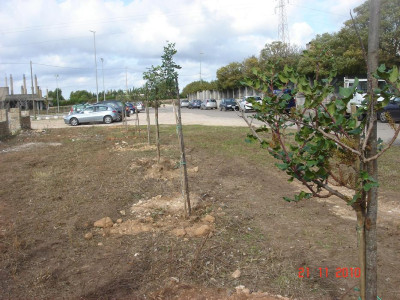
xmin=135 ymin=101 xmax=145 ymax=112
xmin=69 ymin=103 xmax=90 ymax=115
xmin=126 ymin=102 xmax=136 ymax=114
xmin=188 ymin=99 xmax=201 ymax=109
xmin=239 ymin=96 xmax=262 ymax=112
xmin=64 ymin=105 xmax=119 ymax=126
xmin=98 ymin=100 xmax=129 ymax=121
xmin=180 ymin=99 xmax=190 ymax=108
xmin=200 ymin=99 xmax=217 ymax=110
xmin=377 ymin=97 xmax=400 ymax=122
xmin=273 ymin=89 xmax=296 ymax=113
xmin=219 ymin=98 xmax=238 ymax=111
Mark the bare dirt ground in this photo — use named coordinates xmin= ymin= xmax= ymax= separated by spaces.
xmin=0 ymin=126 xmax=399 ymax=299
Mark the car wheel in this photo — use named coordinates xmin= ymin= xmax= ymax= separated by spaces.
xmin=70 ymin=117 xmax=79 ymax=126
xmin=103 ymin=115 xmax=113 ymax=124
xmin=116 ymin=115 xmax=122 ymax=122
xmin=379 ymin=111 xmax=388 ymax=123
xmin=220 ymin=107 xmax=222 ymax=111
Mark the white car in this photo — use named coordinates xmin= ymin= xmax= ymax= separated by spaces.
xmin=135 ymin=101 xmax=145 ymax=112
xmin=344 ymin=78 xmax=386 ymax=115
xmin=239 ymin=96 xmax=262 ymax=112
xmin=200 ymin=99 xmax=217 ymax=110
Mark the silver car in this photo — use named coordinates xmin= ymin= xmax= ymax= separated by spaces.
xmin=180 ymin=99 xmax=189 ymax=108
xmin=64 ymin=105 xmax=119 ymax=126
xmin=135 ymin=101 xmax=145 ymax=112
xmin=200 ymin=99 xmax=217 ymax=110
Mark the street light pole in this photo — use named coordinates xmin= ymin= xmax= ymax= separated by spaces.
xmin=199 ymin=52 xmax=204 ymax=83
xmin=55 ymin=74 xmax=59 ymax=113
xmin=90 ymin=30 xmax=99 ymax=103
xmin=100 ymin=57 xmax=105 ymax=101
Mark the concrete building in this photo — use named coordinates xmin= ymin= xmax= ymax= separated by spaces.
xmin=0 ymin=74 xmax=46 ymax=110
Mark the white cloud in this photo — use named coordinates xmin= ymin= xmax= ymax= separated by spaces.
xmin=0 ymin=0 xmax=368 ymax=98
xmin=290 ymin=22 xmax=314 ymax=47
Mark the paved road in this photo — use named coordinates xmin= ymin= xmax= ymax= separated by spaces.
xmin=31 ymin=105 xmax=399 ymax=145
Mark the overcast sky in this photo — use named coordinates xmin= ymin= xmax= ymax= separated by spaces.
xmin=0 ymin=0 xmax=365 ymax=99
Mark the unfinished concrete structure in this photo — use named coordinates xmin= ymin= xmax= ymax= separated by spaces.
xmin=0 ymin=108 xmax=31 ymax=137
xmin=0 ymin=74 xmax=46 ymax=110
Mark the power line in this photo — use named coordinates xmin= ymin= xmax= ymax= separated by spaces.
xmin=288 ymin=3 xmax=349 ymax=18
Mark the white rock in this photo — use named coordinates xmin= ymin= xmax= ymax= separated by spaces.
xmin=232 ymin=269 xmax=241 ymax=279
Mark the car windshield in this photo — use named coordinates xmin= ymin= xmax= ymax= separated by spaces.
xmin=210 ymin=99 xmax=216 ymax=102
xmin=226 ymin=99 xmax=235 ymax=104
xmin=350 ymin=81 xmax=386 ymax=93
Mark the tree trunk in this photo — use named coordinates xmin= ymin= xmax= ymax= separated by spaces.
xmin=146 ymin=99 xmax=151 ymax=145
xmin=155 ymin=100 xmax=161 ymax=163
xmin=365 ymin=1 xmax=381 ymax=299
xmin=135 ymin=104 xmax=140 ymax=136
xmin=173 ymin=78 xmax=191 ymax=217
xmin=355 ymin=204 xmax=366 ymax=300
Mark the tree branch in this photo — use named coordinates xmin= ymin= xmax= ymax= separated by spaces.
xmin=364 ymin=123 xmax=400 ymax=162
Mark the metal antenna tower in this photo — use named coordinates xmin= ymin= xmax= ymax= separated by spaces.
xmin=276 ymin=0 xmax=290 ymax=45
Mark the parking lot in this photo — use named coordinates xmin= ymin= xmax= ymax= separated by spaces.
xmin=31 ymin=105 xmax=400 ymax=144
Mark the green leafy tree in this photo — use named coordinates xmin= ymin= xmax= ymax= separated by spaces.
xmin=69 ymin=90 xmax=96 ymax=104
xmin=243 ymin=63 xmax=399 ymax=300
xmin=297 ymin=42 xmax=336 ymax=80
xmin=181 ymin=80 xmax=217 ymax=97
xmin=143 ymin=65 xmax=163 ymax=162
xmin=241 ymin=2 xmax=399 ymax=296
xmin=259 ymin=41 xmax=301 ymax=72
xmin=48 ymin=88 xmax=65 ymax=105
xmin=216 ymin=62 xmax=242 ymax=90
xmin=161 ymin=42 xmax=191 ymax=216
xmin=242 ymin=56 xmax=261 ymax=82
xmin=303 ymin=0 xmax=400 ymax=78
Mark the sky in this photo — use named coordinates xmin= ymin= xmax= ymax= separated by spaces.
xmin=0 ymin=0 xmax=366 ymax=99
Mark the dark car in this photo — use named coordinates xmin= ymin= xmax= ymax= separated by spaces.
xmin=378 ymin=97 xmax=400 ymax=122
xmin=98 ymin=100 xmax=129 ymax=121
xmin=273 ymin=89 xmax=296 ymax=113
xmin=126 ymin=102 xmax=136 ymax=114
xmin=188 ymin=99 xmax=201 ymax=109
xmin=219 ymin=98 xmax=238 ymax=111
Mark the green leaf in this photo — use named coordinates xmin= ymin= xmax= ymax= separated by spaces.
xmin=245 ymin=134 xmax=258 ymax=144
xmin=363 ymin=182 xmax=379 ymax=192
xmin=339 ymin=87 xmax=353 ymax=98
xmin=326 ymin=102 xmax=336 ymax=115
xmin=348 ymin=127 xmax=362 ymax=135
xmin=278 ymin=73 xmax=289 ymax=83
xmin=348 ymin=193 xmax=360 ymax=205
xmin=276 ymin=163 xmax=289 ymax=170
xmin=389 ymin=65 xmax=399 ymax=83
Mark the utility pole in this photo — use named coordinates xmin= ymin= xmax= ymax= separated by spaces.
xmin=55 ymin=74 xmax=59 ymax=113
xmin=100 ymin=58 xmax=105 ymax=101
xmin=90 ymin=30 xmax=99 ymax=103
xmin=125 ymin=67 xmax=128 ymax=94
xmin=30 ymin=61 xmax=36 ymax=119
xmin=199 ymin=52 xmax=204 ymax=83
